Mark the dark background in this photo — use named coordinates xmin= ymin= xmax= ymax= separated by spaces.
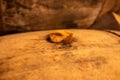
xmin=0 ymin=0 xmax=120 ymax=36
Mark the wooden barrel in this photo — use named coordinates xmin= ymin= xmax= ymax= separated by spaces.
xmin=0 ymin=29 xmax=120 ymax=80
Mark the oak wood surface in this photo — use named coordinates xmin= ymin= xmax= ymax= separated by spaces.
xmin=0 ymin=29 xmax=120 ymax=80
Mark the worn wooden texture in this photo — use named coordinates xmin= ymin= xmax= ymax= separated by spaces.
xmin=91 ymin=0 xmax=120 ymax=30
xmin=1 ymin=0 xmax=120 ymax=35
xmin=99 ymin=0 xmax=120 ymax=17
xmin=0 ymin=29 xmax=120 ymax=80
xmin=91 ymin=13 xmax=120 ymax=30
xmin=0 ymin=0 xmax=104 ymax=35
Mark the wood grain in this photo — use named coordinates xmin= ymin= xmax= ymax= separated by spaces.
xmin=0 ymin=0 xmax=104 ymax=35
xmin=0 ymin=29 xmax=120 ymax=80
